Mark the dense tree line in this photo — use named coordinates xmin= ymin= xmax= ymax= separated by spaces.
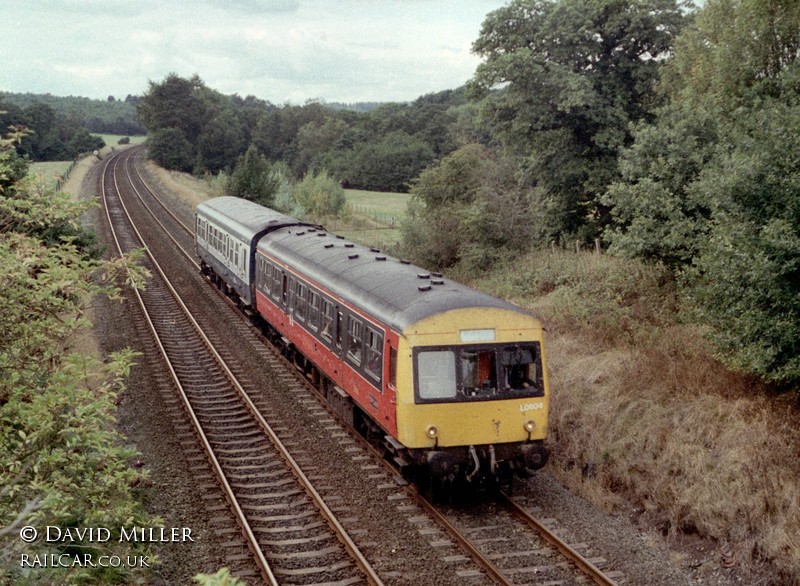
xmin=135 ymin=0 xmax=800 ymax=385
xmin=0 ymin=100 xmax=105 ymax=161
xmin=0 ymin=91 xmax=145 ymax=135
xmin=604 ymin=0 xmax=800 ymax=383
xmin=137 ymin=74 xmax=467 ymax=192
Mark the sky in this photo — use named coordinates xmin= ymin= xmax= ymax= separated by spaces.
xmin=3 ymin=0 xmax=510 ymax=105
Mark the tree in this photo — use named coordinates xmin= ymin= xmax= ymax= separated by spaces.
xmin=664 ymin=0 xmax=800 ymax=115
xmin=332 ymin=131 xmax=435 ymax=192
xmin=292 ymin=170 xmax=346 ymax=218
xmin=226 ymin=145 xmax=279 ymax=206
xmin=400 ymin=144 xmax=533 ymax=270
xmin=601 ymin=0 xmax=800 ymax=384
xmin=685 ymin=102 xmax=800 ymax=383
xmin=137 ymin=73 xmax=211 ymax=146
xmin=147 ymin=127 xmax=194 ymax=172
xmin=602 ymin=103 xmax=718 ymax=264
xmin=469 ymin=0 xmax=687 ymax=239
xmin=196 ymin=109 xmax=246 ymax=173
xmin=292 ymin=116 xmax=349 ymax=177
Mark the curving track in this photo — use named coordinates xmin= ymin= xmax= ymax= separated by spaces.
xmin=104 ymin=145 xmax=626 ymax=585
xmin=100 ymin=147 xmax=382 ymax=586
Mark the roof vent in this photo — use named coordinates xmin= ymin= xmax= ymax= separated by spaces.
xmin=348 ymin=253 xmax=359 ymax=260
xmin=345 ymin=243 xmax=355 ymax=248
xmin=375 ymin=255 xmax=387 ymax=261
xmin=432 ymin=279 xmax=445 ymax=285
xmin=418 ymin=284 xmax=432 ymax=292
xmin=417 ymin=273 xmax=431 ymax=279
xmin=324 ymin=243 xmax=334 ymax=249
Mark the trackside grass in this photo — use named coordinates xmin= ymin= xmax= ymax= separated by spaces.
xmin=139 ymin=165 xmax=800 ymax=583
xmin=463 ymin=250 xmax=800 ymax=583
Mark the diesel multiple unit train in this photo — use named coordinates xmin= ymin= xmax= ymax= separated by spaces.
xmin=195 ymin=196 xmax=549 ymax=488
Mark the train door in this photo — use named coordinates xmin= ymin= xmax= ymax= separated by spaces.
xmin=335 ymin=309 xmax=344 ymax=354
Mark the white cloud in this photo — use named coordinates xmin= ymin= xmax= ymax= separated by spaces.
xmin=1 ymin=0 xmax=505 ymax=103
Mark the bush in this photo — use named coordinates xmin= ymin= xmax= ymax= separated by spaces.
xmin=292 ymin=170 xmax=346 ymax=218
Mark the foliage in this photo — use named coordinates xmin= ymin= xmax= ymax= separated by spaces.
xmin=137 ymin=74 xmax=211 ymax=148
xmin=194 ymin=568 xmax=246 ymax=586
xmin=0 ymin=91 xmax=144 ymax=136
xmin=0 ymin=128 xmax=157 ymax=584
xmin=138 ymin=75 xmax=468 ymax=192
xmin=292 ymin=116 xmax=349 ymax=177
xmin=196 ymin=109 xmax=246 ymax=174
xmin=292 ymin=170 xmax=346 ymax=218
xmin=331 ymin=130 xmax=435 ymax=192
xmin=469 ymin=0 xmax=688 ymax=240
xmin=602 ymin=103 xmax=718 ymax=264
xmin=0 ymin=101 xmax=105 ymax=162
xmin=146 ymin=127 xmax=194 ymax=173
xmin=225 ymin=145 xmax=279 ymax=206
xmin=138 ymin=73 xmax=249 ymax=174
xmin=604 ymin=0 xmax=800 ymax=384
xmin=664 ymin=0 xmax=800 ymax=115
xmin=684 ymin=102 xmax=800 ymax=383
xmin=400 ymin=144 xmax=535 ymax=271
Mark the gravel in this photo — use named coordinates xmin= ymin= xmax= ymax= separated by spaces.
xmin=78 ymin=149 xmax=777 ymax=585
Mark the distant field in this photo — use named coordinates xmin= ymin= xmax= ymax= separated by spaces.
xmin=327 ymin=189 xmax=411 ymax=252
xmin=95 ymin=134 xmax=147 ymax=147
xmin=30 ymin=161 xmax=73 ymax=186
xmin=344 ymin=189 xmax=410 ymax=223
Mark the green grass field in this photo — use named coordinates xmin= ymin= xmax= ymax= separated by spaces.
xmin=326 ymin=189 xmax=411 ymax=252
xmin=345 ymin=189 xmax=410 ymax=223
xmin=30 ymin=161 xmax=73 ymax=186
xmin=95 ymin=134 xmax=147 ymax=147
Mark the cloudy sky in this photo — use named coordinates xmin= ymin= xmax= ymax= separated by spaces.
xmin=3 ymin=0 xmax=509 ymax=104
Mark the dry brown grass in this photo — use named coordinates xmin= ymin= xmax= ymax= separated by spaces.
xmin=111 ymin=165 xmax=800 ymax=581
xmin=137 ymin=160 xmax=221 ymax=218
xmin=470 ymin=250 xmax=800 ymax=582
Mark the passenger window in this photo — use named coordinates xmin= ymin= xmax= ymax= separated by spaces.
xmin=336 ymin=311 xmax=344 ymax=348
xmin=271 ymin=267 xmax=281 ymax=301
xmin=460 ymin=349 xmax=497 ymax=395
xmin=347 ymin=318 xmax=363 ymax=366
xmin=321 ymin=299 xmax=334 ymax=342
xmin=365 ymin=328 xmax=382 ymax=381
xmin=389 ymin=347 xmax=397 ymax=388
xmin=295 ymin=283 xmax=307 ymax=321
xmin=417 ymin=350 xmax=457 ymax=400
xmin=308 ymin=291 xmax=320 ymax=330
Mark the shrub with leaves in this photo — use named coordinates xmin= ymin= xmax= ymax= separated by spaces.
xmin=292 ymin=170 xmax=346 ymax=218
xmin=0 ymin=130 xmax=157 ymax=584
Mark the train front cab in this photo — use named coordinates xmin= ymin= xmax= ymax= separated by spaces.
xmin=393 ymin=307 xmax=550 ymax=484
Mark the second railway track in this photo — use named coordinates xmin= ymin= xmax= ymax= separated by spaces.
xmin=99 ymin=146 xmax=629 ymax=585
xmin=101 ymin=147 xmax=381 ymax=585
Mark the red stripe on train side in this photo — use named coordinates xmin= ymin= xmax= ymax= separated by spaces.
xmin=253 ymin=255 xmax=398 ymax=437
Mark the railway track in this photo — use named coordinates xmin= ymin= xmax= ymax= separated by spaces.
xmin=101 ymin=147 xmax=382 ymax=585
xmin=107 ymin=146 xmax=627 ymax=585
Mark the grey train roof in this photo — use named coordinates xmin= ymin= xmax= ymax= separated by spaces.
xmin=197 ymin=196 xmax=315 ymax=243
xmin=257 ymin=225 xmax=528 ymax=333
